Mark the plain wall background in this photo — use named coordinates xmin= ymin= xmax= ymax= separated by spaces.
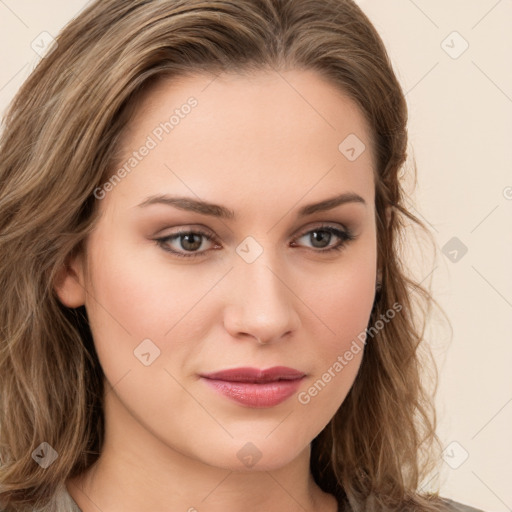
xmin=0 ymin=1 xmax=511 ymax=511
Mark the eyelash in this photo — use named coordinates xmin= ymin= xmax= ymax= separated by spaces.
xmin=154 ymin=224 xmax=356 ymax=259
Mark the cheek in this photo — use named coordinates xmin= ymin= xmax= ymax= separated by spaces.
xmin=293 ymin=241 xmax=376 ymax=410
xmin=323 ymin=267 xmax=374 ymax=315
xmin=305 ymin=244 xmax=377 ymax=351
xmin=311 ymin=277 xmax=372 ymax=371
xmin=82 ymin=233 xmax=218 ymax=385
xmin=293 ymin=267 xmax=374 ymax=435
xmin=81 ymin=235 xmax=167 ymax=381
xmin=85 ymin=234 xmax=194 ymax=336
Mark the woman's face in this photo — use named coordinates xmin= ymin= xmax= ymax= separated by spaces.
xmin=58 ymin=69 xmax=378 ymax=471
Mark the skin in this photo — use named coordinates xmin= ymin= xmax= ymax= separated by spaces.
xmin=55 ymin=68 xmax=385 ymax=512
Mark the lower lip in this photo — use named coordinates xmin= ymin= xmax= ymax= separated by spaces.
xmin=201 ymin=377 xmax=304 ymax=408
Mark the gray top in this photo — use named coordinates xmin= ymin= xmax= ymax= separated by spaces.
xmin=32 ymin=483 xmax=81 ymax=512
xmin=32 ymin=482 xmax=486 ymax=512
xmin=442 ymin=498 xmax=485 ymax=512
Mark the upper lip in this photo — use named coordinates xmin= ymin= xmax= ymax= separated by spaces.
xmin=200 ymin=366 xmax=306 ymax=383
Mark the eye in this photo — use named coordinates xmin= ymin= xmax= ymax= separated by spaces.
xmin=154 ymin=224 xmax=356 ymax=259
xmin=155 ymin=228 xmax=219 ymax=258
xmin=291 ymin=224 xmax=356 ymax=254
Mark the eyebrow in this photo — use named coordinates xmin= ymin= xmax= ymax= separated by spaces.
xmin=136 ymin=192 xmax=366 ymax=219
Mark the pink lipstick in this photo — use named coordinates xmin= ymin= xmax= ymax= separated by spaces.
xmin=200 ymin=366 xmax=305 ymax=408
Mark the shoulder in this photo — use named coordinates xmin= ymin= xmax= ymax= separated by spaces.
xmin=440 ymin=497 xmax=486 ymax=512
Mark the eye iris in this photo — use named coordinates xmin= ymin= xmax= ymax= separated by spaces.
xmin=310 ymin=230 xmax=331 ymax=248
xmin=180 ymin=233 xmax=202 ymax=251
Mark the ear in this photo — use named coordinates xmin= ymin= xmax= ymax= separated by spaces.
xmin=53 ymin=249 xmax=87 ymax=308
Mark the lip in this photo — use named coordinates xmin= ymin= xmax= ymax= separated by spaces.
xmin=200 ymin=366 xmax=306 ymax=408
xmin=200 ymin=366 xmax=305 ymax=382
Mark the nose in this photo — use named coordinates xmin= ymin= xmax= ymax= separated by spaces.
xmin=223 ymin=256 xmax=301 ymax=345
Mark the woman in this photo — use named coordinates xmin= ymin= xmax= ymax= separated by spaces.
xmin=0 ymin=1 xmax=485 ymax=511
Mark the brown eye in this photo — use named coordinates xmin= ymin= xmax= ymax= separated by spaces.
xmin=155 ymin=229 xmax=218 ymax=258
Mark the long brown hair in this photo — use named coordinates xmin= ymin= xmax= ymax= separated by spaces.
xmin=0 ymin=1 xmax=451 ymax=510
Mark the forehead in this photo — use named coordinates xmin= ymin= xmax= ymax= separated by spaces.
xmin=107 ymin=68 xmax=375 ymax=215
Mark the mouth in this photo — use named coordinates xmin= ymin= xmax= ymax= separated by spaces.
xmin=200 ymin=366 xmax=306 ymax=383
xmin=199 ymin=366 xmax=306 ymax=408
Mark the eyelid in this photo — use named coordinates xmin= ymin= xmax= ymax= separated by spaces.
xmin=156 ymin=221 xmax=350 ymax=240
xmin=293 ymin=221 xmax=349 ymax=238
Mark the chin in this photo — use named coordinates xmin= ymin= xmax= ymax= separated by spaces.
xmin=200 ymin=437 xmax=309 ymax=473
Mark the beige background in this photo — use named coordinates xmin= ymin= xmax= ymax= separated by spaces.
xmin=0 ymin=1 xmax=511 ymax=511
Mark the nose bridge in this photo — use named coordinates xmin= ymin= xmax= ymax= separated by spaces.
xmin=224 ymin=247 xmax=300 ymax=343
